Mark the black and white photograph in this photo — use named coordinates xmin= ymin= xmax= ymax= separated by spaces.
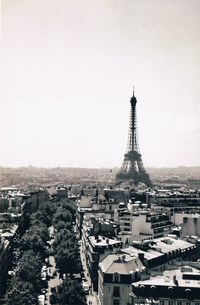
xmin=1 ymin=0 xmax=200 ymax=304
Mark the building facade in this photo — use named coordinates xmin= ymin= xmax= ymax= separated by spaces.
xmin=98 ymin=253 xmax=146 ymax=305
xmin=130 ymin=266 xmax=200 ymax=305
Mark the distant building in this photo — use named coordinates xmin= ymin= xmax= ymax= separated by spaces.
xmin=151 ymin=189 xmax=200 ymax=207
xmin=56 ymin=187 xmax=68 ymax=201
xmin=181 ymin=214 xmax=200 ymax=237
xmin=76 ymin=195 xmax=119 ymax=238
xmin=114 ymin=208 xmax=173 ymax=243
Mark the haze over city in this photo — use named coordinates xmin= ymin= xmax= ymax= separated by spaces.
xmin=1 ymin=0 xmax=200 ymax=168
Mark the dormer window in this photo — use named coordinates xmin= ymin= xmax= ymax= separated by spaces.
xmin=113 ymin=273 xmax=120 ymax=283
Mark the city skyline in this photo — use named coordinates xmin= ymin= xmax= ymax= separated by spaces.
xmin=1 ymin=0 xmax=200 ymax=168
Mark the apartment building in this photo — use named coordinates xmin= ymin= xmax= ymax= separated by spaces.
xmin=130 ymin=266 xmax=200 ymax=305
xmin=114 ymin=208 xmax=173 ymax=243
xmin=98 ymin=253 xmax=146 ymax=305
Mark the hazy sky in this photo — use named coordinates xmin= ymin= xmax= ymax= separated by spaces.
xmin=1 ymin=0 xmax=200 ymax=168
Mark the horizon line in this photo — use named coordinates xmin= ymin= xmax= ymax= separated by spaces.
xmin=0 ymin=164 xmax=200 ymax=170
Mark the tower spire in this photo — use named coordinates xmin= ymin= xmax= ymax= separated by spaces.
xmin=115 ymin=88 xmax=152 ymax=187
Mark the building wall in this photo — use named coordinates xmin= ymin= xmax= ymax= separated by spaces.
xmin=98 ymin=269 xmax=139 ymax=305
xmin=173 ymin=213 xmax=200 ymax=237
xmin=0 ymin=198 xmax=9 ymax=213
xmin=116 ymin=209 xmax=172 ymax=242
xmin=132 ymin=215 xmax=153 ymax=236
xmin=131 ymin=296 xmax=200 ymax=305
xmin=101 ymin=282 xmax=132 ymax=305
xmin=0 ymin=239 xmax=9 ymax=297
xmin=182 ymin=215 xmax=200 ymax=237
xmin=131 ymin=282 xmax=200 ymax=305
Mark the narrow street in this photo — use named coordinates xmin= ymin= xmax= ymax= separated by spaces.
xmin=46 ymin=255 xmax=60 ymax=305
xmin=80 ymin=242 xmax=99 ymax=305
xmin=45 ymin=227 xmax=99 ymax=305
xmin=45 ymin=226 xmax=60 ymax=305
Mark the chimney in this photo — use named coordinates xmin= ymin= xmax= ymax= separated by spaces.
xmin=173 ymin=275 xmax=178 ymax=286
xmin=138 ymin=253 xmax=145 ymax=263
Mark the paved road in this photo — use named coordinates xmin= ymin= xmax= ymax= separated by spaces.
xmin=46 ymin=255 xmax=60 ymax=305
xmin=80 ymin=242 xmax=99 ymax=305
xmin=45 ymin=226 xmax=98 ymax=305
xmin=45 ymin=227 xmax=60 ymax=305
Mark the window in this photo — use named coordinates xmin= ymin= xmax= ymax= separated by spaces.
xmin=113 ymin=286 xmax=120 ymax=297
xmin=114 ymin=274 xmax=119 ymax=282
xmin=160 ymin=301 xmax=164 ymax=305
xmin=168 ymin=301 xmax=173 ymax=305
xmin=186 ymin=302 xmax=190 ymax=305
xmin=113 ymin=300 xmax=120 ymax=305
xmin=177 ymin=302 xmax=182 ymax=305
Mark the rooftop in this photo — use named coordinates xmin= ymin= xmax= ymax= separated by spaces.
xmin=133 ymin=266 xmax=200 ymax=288
xmin=123 ymin=246 xmax=163 ymax=260
xmin=123 ymin=236 xmax=195 ymax=260
xmin=99 ymin=253 xmax=145 ymax=275
xmin=153 ymin=236 xmax=195 ymax=253
xmin=89 ymin=235 xmax=122 ymax=247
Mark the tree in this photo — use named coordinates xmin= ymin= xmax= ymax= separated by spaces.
xmin=61 ymin=200 xmax=76 ymax=219
xmin=37 ymin=200 xmax=57 ymax=226
xmin=54 ymin=220 xmax=71 ymax=231
xmin=53 ymin=229 xmax=76 ymax=247
xmin=30 ymin=210 xmax=50 ymax=227
xmin=18 ymin=224 xmax=48 ymax=259
xmin=54 ymin=239 xmax=80 ymax=275
xmin=51 ymin=276 xmax=87 ymax=305
xmin=53 ymin=209 xmax=73 ymax=225
xmin=3 ymin=279 xmax=39 ymax=305
xmin=17 ymin=250 xmax=43 ymax=291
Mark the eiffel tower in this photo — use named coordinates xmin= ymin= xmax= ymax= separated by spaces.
xmin=115 ymin=88 xmax=152 ymax=187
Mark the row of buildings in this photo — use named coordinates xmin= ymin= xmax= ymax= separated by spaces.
xmin=76 ymin=187 xmax=200 ymax=305
xmin=0 ymin=187 xmax=50 ymax=298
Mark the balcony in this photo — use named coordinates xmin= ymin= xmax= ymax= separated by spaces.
xmin=151 ymin=221 xmax=172 ymax=229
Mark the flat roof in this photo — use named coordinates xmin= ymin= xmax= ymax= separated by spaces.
xmin=123 ymin=236 xmax=195 ymax=260
xmin=153 ymin=236 xmax=194 ymax=253
xmin=122 ymin=247 xmax=163 ymax=260
xmin=89 ymin=235 xmax=121 ymax=247
xmin=133 ymin=266 xmax=200 ymax=288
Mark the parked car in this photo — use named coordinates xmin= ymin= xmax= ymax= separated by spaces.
xmin=38 ymin=295 xmax=45 ymax=305
xmin=82 ymin=281 xmax=89 ymax=294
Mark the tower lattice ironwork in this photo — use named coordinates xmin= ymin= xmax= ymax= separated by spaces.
xmin=115 ymin=88 xmax=152 ymax=187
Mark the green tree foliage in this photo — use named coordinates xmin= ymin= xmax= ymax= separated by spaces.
xmin=53 ymin=228 xmax=80 ymax=275
xmin=30 ymin=210 xmax=50 ymax=227
xmin=38 ymin=200 xmax=57 ymax=226
xmin=61 ymin=200 xmax=76 ymax=219
xmin=3 ymin=279 xmax=39 ymax=305
xmin=4 ymin=197 xmax=82 ymax=305
xmin=54 ymin=240 xmax=80 ymax=275
xmin=29 ymin=222 xmax=49 ymax=243
xmin=18 ymin=223 xmax=49 ymax=258
xmin=16 ymin=250 xmax=43 ymax=291
xmin=53 ymin=209 xmax=73 ymax=226
xmin=53 ymin=229 xmax=77 ymax=248
xmin=54 ymin=220 xmax=69 ymax=231
xmin=51 ymin=276 xmax=87 ymax=305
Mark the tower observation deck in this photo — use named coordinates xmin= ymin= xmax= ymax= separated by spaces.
xmin=115 ymin=88 xmax=152 ymax=187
